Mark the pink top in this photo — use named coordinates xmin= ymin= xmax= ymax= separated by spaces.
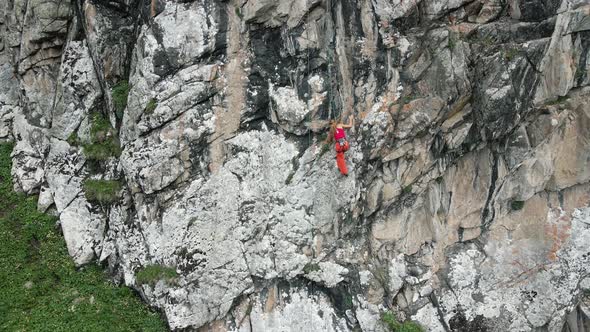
xmin=334 ymin=127 xmax=346 ymax=140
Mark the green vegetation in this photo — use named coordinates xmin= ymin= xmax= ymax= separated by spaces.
xmin=402 ymin=184 xmax=413 ymax=195
xmin=285 ymin=172 xmax=295 ymax=185
xmin=303 ymin=262 xmax=320 ymax=274
xmin=67 ymin=131 xmax=79 ymax=146
xmin=112 ymin=80 xmax=130 ymax=117
xmin=504 ymin=47 xmax=520 ymax=61
xmin=136 ymin=265 xmax=178 ymax=286
xmin=145 ymin=98 xmax=157 ymax=114
xmin=511 ymin=200 xmax=525 ymax=211
xmin=546 ymin=95 xmax=570 ymax=105
xmin=382 ymin=312 xmax=424 ymax=332
xmin=395 ymin=94 xmax=415 ymax=114
xmin=319 ymin=142 xmax=331 ymax=158
xmin=234 ymin=6 xmax=243 ymax=19
xmin=448 ymin=33 xmax=457 ymax=51
xmin=0 ymin=143 xmax=167 ymax=331
xmin=343 ymin=293 xmax=354 ymax=308
xmin=82 ymin=113 xmax=121 ymax=161
xmin=83 ymin=179 xmax=122 ymax=204
xmin=473 ymin=35 xmax=495 ymax=47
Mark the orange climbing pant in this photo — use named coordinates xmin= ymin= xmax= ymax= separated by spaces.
xmin=335 ymin=140 xmax=350 ymax=176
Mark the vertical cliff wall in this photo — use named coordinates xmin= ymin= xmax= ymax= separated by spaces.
xmin=1 ymin=0 xmax=589 ymax=331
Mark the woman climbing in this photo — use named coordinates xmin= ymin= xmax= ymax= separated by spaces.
xmin=330 ymin=116 xmax=354 ymax=176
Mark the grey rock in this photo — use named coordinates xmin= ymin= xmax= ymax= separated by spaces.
xmin=51 ymin=40 xmax=102 ymax=140
xmin=3 ymin=0 xmax=590 ymax=330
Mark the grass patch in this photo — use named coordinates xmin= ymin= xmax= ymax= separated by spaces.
xmin=511 ymin=200 xmax=525 ymax=211
xmin=145 ymin=98 xmax=157 ymax=114
xmin=82 ymin=113 xmax=121 ymax=161
xmin=112 ymin=80 xmax=130 ymax=118
xmin=136 ymin=265 xmax=178 ymax=286
xmin=83 ymin=179 xmax=122 ymax=205
xmin=382 ymin=311 xmax=424 ymax=332
xmin=0 ymin=143 xmax=167 ymax=331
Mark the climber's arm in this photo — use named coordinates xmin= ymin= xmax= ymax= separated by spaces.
xmin=340 ymin=116 xmax=354 ymax=129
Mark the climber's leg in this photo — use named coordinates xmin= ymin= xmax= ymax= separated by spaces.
xmin=336 ymin=151 xmax=348 ymax=176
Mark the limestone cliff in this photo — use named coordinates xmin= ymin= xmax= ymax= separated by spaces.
xmin=1 ymin=0 xmax=590 ymax=330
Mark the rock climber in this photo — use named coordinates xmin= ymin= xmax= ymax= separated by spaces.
xmin=330 ymin=116 xmax=354 ymax=176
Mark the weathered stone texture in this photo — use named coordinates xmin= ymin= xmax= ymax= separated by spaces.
xmin=1 ymin=0 xmax=589 ymax=330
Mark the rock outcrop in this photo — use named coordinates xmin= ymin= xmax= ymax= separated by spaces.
xmin=1 ymin=0 xmax=589 ymax=331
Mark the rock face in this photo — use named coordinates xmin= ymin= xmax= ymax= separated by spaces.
xmin=2 ymin=0 xmax=590 ymax=331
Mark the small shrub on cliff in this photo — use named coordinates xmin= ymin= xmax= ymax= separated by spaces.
xmin=234 ymin=6 xmax=243 ymax=19
xmin=83 ymin=179 xmax=122 ymax=204
xmin=381 ymin=312 xmax=423 ymax=332
xmin=145 ymin=98 xmax=157 ymax=114
xmin=504 ymin=47 xmax=520 ymax=61
xmin=511 ymin=200 xmax=525 ymax=211
xmin=303 ymin=262 xmax=320 ymax=274
xmin=402 ymin=184 xmax=413 ymax=195
xmin=136 ymin=265 xmax=178 ymax=286
xmin=67 ymin=131 xmax=79 ymax=146
xmin=82 ymin=113 xmax=121 ymax=161
xmin=112 ymin=80 xmax=130 ymax=115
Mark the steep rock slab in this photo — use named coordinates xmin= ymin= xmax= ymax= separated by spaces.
xmin=418 ymin=191 xmax=590 ymax=331
xmin=123 ymin=128 xmax=360 ymax=329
